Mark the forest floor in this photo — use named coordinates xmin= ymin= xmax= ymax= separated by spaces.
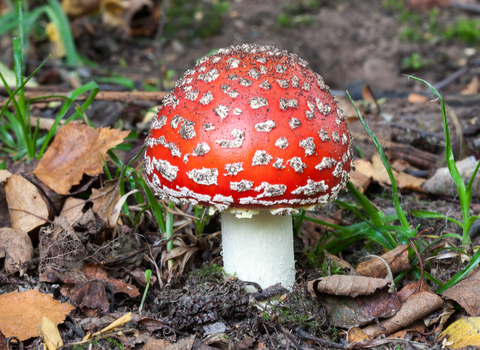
xmin=2 ymin=0 xmax=480 ymax=349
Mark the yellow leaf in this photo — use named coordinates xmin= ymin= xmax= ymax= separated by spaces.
xmin=45 ymin=22 xmax=65 ymax=58
xmin=438 ymin=317 xmax=480 ymax=349
xmin=38 ymin=317 xmax=63 ymax=350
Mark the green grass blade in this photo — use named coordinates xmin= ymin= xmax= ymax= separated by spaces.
xmin=346 ymin=91 xmax=410 ymax=229
xmin=437 ymin=247 xmax=480 ymax=293
xmin=346 ymin=181 xmax=383 ymax=227
xmin=37 ymin=81 xmax=99 ymax=158
xmin=411 ymin=210 xmax=463 ymax=228
xmin=44 ymin=0 xmax=79 ymax=66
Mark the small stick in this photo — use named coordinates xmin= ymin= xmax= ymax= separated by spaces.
xmin=0 ymin=91 xmax=168 ymax=107
xmin=295 ymin=327 xmax=346 ymax=349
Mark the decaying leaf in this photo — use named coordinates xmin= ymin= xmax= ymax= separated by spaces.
xmin=308 ymin=275 xmax=391 ymax=298
xmin=0 ymin=227 xmax=34 ymax=273
xmin=60 ymin=197 xmax=86 ymax=225
xmin=61 ymin=281 xmax=110 ymax=313
xmin=4 ymin=174 xmax=49 ymax=233
xmin=438 ymin=317 xmax=480 ymax=349
xmin=37 ymin=317 xmax=63 ymax=350
xmin=0 ymin=289 xmax=74 ymax=341
xmin=362 ymin=291 xmax=444 ymax=339
xmin=143 ymin=338 xmax=171 ymax=350
xmin=33 ymin=122 xmax=129 ymax=195
xmin=82 ymin=263 xmax=140 ymax=298
xmin=38 ymin=216 xmax=86 ymax=283
xmin=357 ymin=244 xmax=410 ymax=278
xmin=442 ymin=268 xmax=480 ymax=317
xmin=461 ymin=76 xmax=479 ymax=95
xmin=347 ymin=327 xmax=369 ymax=343
xmin=322 ymin=289 xmax=401 ymax=328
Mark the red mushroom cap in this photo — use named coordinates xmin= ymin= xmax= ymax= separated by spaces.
xmin=144 ymin=44 xmax=353 ymax=214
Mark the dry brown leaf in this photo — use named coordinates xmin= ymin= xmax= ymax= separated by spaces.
xmin=362 ymin=291 xmax=444 ymax=339
xmin=5 ymin=174 xmax=49 ymax=232
xmin=336 ymin=96 xmax=360 ymax=119
xmin=143 ymin=338 xmax=171 ymax=350
xmin=0 ymin=289 xmax=74 ymax=341
xmin=60 ymin=197 xmax=85 ymax=225
xmin=461 ymin=76 xmax=479 ymax=95
xmin=371 ymin=154 xmax=425 ymax=191
xmin=407 ymin=93 xmax=428 ymax=103
xmin=0 ymin=170 xmax=12 ymax=182
xmin=33 ymin=122 xmax=129 ymax=195
xmin=308 ymin=275 xmax=391 ymax=298
xmin=82 ymin=263 xmax=140 ymax=298
xmin=357 ymin=244 xmax=410 ymax=278
xmin=348 ymin=162 xmax=371 ymax=193
xmin=61 ymin=281 xmax=110 ymax=313
xmin=442 ymin=267 xmax=480 ymax=316
xmin=90 ymin=180 xmax=121 ymax=224
xmin=37 ymin=317 xmax=63 ymax=350
xmin=397 ymin=280 xmax=432 ymax=303
xmin=0 ymin=228 xmax=34 ymax=273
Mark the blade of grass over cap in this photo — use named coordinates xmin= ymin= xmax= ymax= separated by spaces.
xmin=346 ymin=91 xmax=410 ymax=230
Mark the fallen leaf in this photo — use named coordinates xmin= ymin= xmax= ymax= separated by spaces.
xmin=60 ymin=197 xmax=85 ymax=225
xmin=38 ymin=216 xmax=86 ymax=283
xmin=102 ymin=0 xmax=155 ymax=37
xmin=438 ymin=317 xmax=480 ymax=349
xmin=82 ymin=263 xmax=140 ymax=298
xmin=83 ymin=312 xmax=132 ymax=341
xmin=0 ymin=170 xmax=12 ymax=182
xmin=322 ymin=289 xmax=401 ymax=328
xmin=38 ymin=317 xmax=63 ymax=350
xmin=362 ymin=291 xmax=444 ymax=339
xmin=90 ymin=180 xmax=121 ymax=224
xmin=371 ymin=154 xmax=425 ymax=191
xmin=61 ymin=281 xmax=110 ymax=313
xmin=308 ymin=275 xmax=391 ymax=298
xmin=4 ymin=174 xmax=49 ymax=233
xmin=45 ymin=22 xmax=65 ymax=58
xmin=0 ymin=289 xmax=74 ymax=341
xmin=348 ymin=162 xmax=371 ymax=193
xmin=347 ymin=327 xmax=369 ymax=343
xmin=336 ymin=96 xmax=361 ymax=119
xmin=143 ymin=338 xmax=171 ymax=350
xmin=397 ymin=280 xmax=432 ymax=303
xmin=461 ymin=76 xmax=479 ymax=95
xmin=357 ymin=244 xmax=410 ymax=278
xmin=407 ymin=93 xmax=428 ymax=103
xmin=442 ymin=267 xmax=480 ymax=316
xmin=0 ymin=227 xmax=34 ymax=273
xmin=33 ymin=122 xmax=129 ymax=195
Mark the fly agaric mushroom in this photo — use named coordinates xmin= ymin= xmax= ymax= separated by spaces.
xmin=144 ymin=44 xmax=353 ymax=289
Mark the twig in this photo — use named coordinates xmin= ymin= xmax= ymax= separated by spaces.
xmin=0 ymin=91 xmax=168 ymax=107
xmin=295 ymin=327 xmax=346 ymax=349
xmin=272 ymin=313 xmax=304 ymax=350
xmin=433 ymin=56 xmax=480 ymax=91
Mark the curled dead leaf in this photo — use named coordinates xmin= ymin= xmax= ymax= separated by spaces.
xmin=362 ymin=291 xmax=444 ymax=339
xmin=442 ymin=267 xmax=480 ymax=317
xmin=357 ymin=244 xmax=410 ymax=279
xmin=308 ymin=275 xmax=391 ymax=298
xmin=0 ymin=227 xmax=34 ymax=274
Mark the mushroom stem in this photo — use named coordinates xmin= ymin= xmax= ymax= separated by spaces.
xmin=221 ymin=210 xmax=295 ymax=289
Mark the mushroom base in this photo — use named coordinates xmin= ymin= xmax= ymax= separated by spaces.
xmin=221 ymin=210 xmax=295 ymax=289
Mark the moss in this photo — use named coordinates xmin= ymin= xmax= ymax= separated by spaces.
xmin=189 ymin=263 xmax=226 ymax=284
